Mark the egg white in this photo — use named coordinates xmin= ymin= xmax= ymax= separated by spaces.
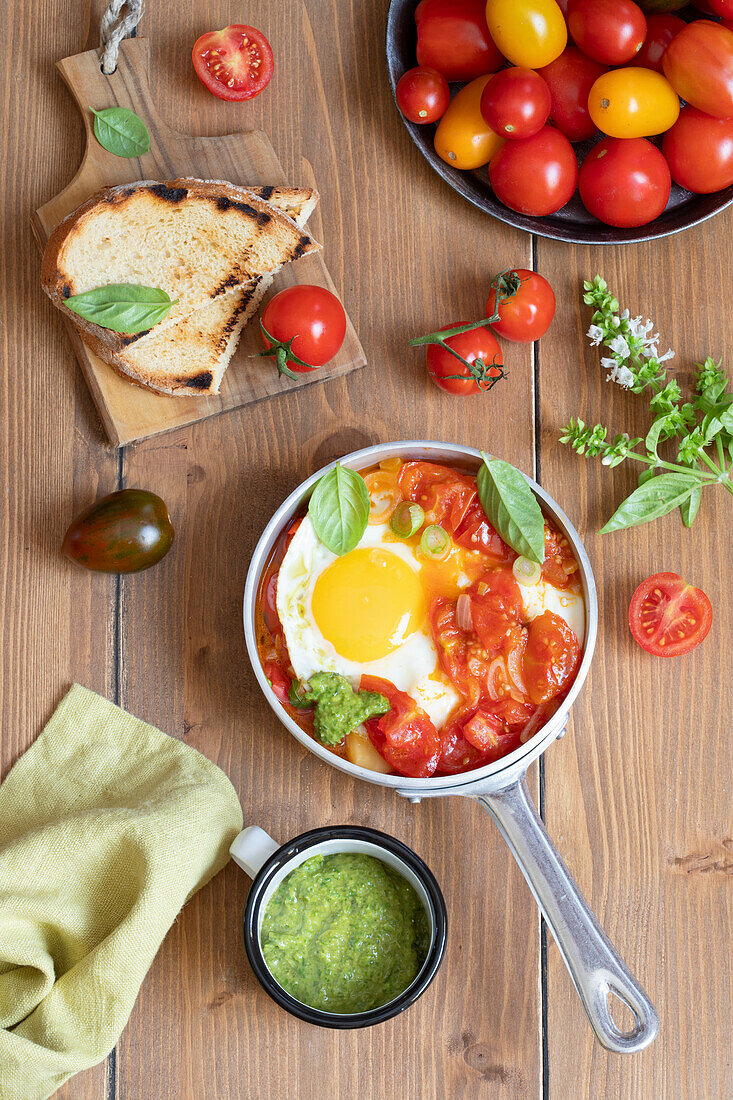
xmin=276 ymin=516 xmax=461 ymax=728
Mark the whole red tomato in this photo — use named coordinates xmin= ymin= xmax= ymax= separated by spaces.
xmin=480 ymin=68 xmax=551 ymax=139
xmin=663 ymin=106 xmax=733 ymax=193
xmin=630 ymin=13 xmax=685 ymax=74
xmin=567 ymin=0 xmax=647 ymax=66
xmin=537 ymin=47 xmax=607 ymax=142
xmin=415 ymin=0 xmax=503 ymax=81
xmin=260 ymin=285 xmax=347 ymax=375
xmin=396 ymin=67 xmax=450 ymax=123
xmin=579 ymin=137 xmax=671 ymax=227
xmin=486 ymin=269 xmax=556 ymax=342
xmin=489 ymin=125 xmax=579 ymax=216
xmin=709 ymin=0 xmax=733 ymax=15
xmin=663 ymin=20 xmax=733 ymax=119
xmin=426 ymin=324 xmax=504 ymax=394
xmin=192 ymin=25 xmax=274 ymax=101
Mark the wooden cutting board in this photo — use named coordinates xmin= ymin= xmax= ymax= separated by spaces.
xmin=31 ymin=39 xmax=366 ymax=447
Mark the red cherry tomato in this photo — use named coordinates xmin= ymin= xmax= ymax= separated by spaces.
xmin=192 ymin=25 xmax=274 ymax=101
xmin=663 ymin=20 xmax=733 ymax=120
xmin=396 ymin=67 xmax=450 ymax=124
xmin=567 ymin=0 xmax=647 ymax=66
xmin=628 ymin=572 xmax=712 ymax=657
xmin=480 ymin=68 xmax=552 ymax=139
xmin=260 ymin=285 xmax=347 ymax=373
xmin=489 ymin=125 xmax=579 ymax=216
xmin=709 ymin=0 xmax=733 ymax=15
xmin=426 ymin=324 xmax=504 ymax=394
xmin=523 ymin=611 xmax=581 ymax=704
xmin=398 ymin=462 xmax=478 ymax=530
xmin=486 ymin=268 xmax=556 ymax=343
xmin=360 ymin=675 xmax=441 ymax=777
xmin=537 ymin=47 xmax=608 ymax=142
xmin=663 ymin=106 xmax=733 ymax=193
xmin=264 ymin=661 xmax=291 ymax=705
xmin=415 ymin=0 xmax=504 ymax=81
xmin=579 ymin=137 xmax=671 ymax=228
xmin=630 ymin=13 xmax=685 ymax=74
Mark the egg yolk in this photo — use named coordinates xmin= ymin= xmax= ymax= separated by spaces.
xmin=312 ymin=548 xmax=425 ymax=662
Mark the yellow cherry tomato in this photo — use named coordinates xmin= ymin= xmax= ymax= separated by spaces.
xmin=485 ymin=0 xmax=567 ymax=69
xmin=434 ymin=75 xmax=505 ymax=170
xmin=588 ymin=69 xmax=681 ymax=139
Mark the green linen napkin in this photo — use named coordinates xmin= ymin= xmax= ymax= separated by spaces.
xmin=0 ymin=683 xmax=243 ymax=1100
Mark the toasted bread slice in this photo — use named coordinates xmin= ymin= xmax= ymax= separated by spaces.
xmin=41 ymin=178 xmax=321 ymax=356
xmin=83 ymin=187 xmax=319 ymax=396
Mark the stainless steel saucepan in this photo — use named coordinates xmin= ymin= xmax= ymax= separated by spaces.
xmin=243 ymin=441 xmax=659 ymax=1054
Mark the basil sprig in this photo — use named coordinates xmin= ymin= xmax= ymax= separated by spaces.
xmin=308 ymin=465 xmax=370 ymax=556
xmin=477 ymin=453 xmax=546 ymax=564
xmin=90 ymin=107 xmax=150 ymax=158
xmin=65 ymin=284 xmax=178 ymax=334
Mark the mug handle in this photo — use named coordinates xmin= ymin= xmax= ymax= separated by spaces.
xmin=230 ymin=826 xmax=280 ymax=878
xmin=476 ymin=774 xmax=659 ymax=1054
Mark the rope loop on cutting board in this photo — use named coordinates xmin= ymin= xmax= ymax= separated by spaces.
xmin=100 ymin=0 xmax=145 ymax=74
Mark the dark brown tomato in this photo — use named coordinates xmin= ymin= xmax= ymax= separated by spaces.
xmin=62 ymin=488 xmax=174 ymax=573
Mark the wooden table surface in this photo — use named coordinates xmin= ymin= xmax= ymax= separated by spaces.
xmin=2 ymin=1 xmax=731 ymax=1097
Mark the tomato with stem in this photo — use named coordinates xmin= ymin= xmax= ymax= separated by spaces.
xmin=259 ymin=285 xmax=347 ymax=378
xmin=486 ymin=269 xmax=556 ymax=343
xmin=192 ymin=25 xmax=274 ymax=101
xmin=418 ymin=322 xmax=505 ymax=395
xmin=628 ymin=572 xmax=712 ymax=657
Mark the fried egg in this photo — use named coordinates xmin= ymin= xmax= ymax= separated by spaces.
xmin=276 ymin=517 xmax=462 ymax=728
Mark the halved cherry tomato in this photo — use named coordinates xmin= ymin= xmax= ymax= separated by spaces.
xmin=541 ymin=524 xmax=579 ymax=590
xmin=537 ymin=47 xmax=608 ymax=142
xmin=480 ymin=698 xmax=537 ymax=733
xmin=628 ymin=572 xmax=713 ymax=657
xmin=360 ymin=675 xmax=441 ymax=777
xmin=438 ymin=716 xmax=493 ymax=773
xmin=261 ymin=286 xmax=347 ymax=373
xmin=523 ymin=611 xmax=581 ymax=704
xmin=588 ymin=68 xmax=680 ymax=139
xmin=192 ymin=25 xmax=274 ymax=101
xmin=454 ymin=501 xmax=514 ymax=562
xmin=399 ymin=462 xmax=478 ymax=531
xmin=480 ymin=68 xmax=552 ymax=140
xmin=485 ymin=0 xmax=568 ymax=68
xmin=662 ymin=106 xmax=733 ymax=193
xmin=396 ymin=67 xmax=450 ymax=124
xmin=470 ymin=568 xmax=524 ymax=652
xmin=630 ymin=13 xmax=685 ymax=74
xmin=434 ymin=76 xmax=506 ymax=171
xmin=579 ymin=137 xmax=671 ymax=228
xmin=486 ymin=269 xmax=556 ymax=343
xmin=567 ymin=0 xmax=647 ymax=66
xmin=416 ymin=0 xmax=504 ymax=82
xmin=264 ymin=661 xmax=291 ymax=705
xmin=489 ymin=125 xmax=579 ymax=216
xmin=426 ymin=324 xmax=504 ymax=394
xmin=663 ymin=20 xmax=733 ymax=119
xmin=709 ymin=0 xmax=733 ymax=14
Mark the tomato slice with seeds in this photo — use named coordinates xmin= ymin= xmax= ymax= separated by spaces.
xmin=523 ymin=611 xmax=580 ymax=704
xmin=628 ymin=572 xmax=713 ymax=658
xmin=360 ymin=675 xmax=441 ymax=778
xmin=398 ymin=461 xmax=477 ymax=532
xmin=192 ymin=25 xmax=274 ymax=101
xmin=469 ymin=568 xmax=524 ymax=653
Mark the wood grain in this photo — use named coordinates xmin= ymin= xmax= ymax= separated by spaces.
xmin=32 ymin=39 xmax=366 ymax=446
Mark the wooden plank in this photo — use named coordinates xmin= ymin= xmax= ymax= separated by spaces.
xmin=537 ymin=225 xmax=733 ymax=1097
xmin=32 ymin=39 xmax=366 ymax=446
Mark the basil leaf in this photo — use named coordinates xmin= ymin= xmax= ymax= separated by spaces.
xmin=90 ymin=107 xmax=150 ymax=158
xmin=638 ymin=466 xmax=657 ymax=487
xmin=645 ymin=418 xmax=666 ymax=459
xmin=477 ymin=453 xmax=545 ymax=563
xmin=680 ymin=484 xmax=702 ymax=528
xmin=65 ymin=284 xmax=178 ymax=334
xmin=600 ymin=472 xmax=698 ymax=534
xmin=308 ymin=465 xmax=370 ymax=556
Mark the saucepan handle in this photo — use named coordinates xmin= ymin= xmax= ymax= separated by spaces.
xmin=476 ymin=775 xmax=658 ymax=1054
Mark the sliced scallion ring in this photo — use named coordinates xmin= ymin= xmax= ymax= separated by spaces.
xmin=420 ymin=524 xmax=450 ymax=560
xmin=513 ymin=555 xmax=542 ymax=586
xmin=390 ymin=501 xmax=425 ymax=538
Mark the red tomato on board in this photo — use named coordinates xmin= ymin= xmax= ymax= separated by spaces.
xmin=261 ymin=285 xmax=347 ymax=372
xmin=398 ymin=462 xmax=478 ymax=531
xmin=415 ymin=0 xmax=503 ymax=81
xmin=579 ymin=137 xmax=671 ymax=228
xmin=663 ymin=21 xmax=733 ymax=120
xmin=536 ymin=47 xmax=608 ymax=143
xmin=489 ymin=125 xmax=579 ymax=216
xmin=523 ymin=611 xmax=581 ymax=704
xmin=630 ymin=13 xmax=685 ymax=74
xmin=192 ymin=25 xmax=274 ymax=101
xmin=486 ymin=269 xmax=556 ymax=343
xmin=360 ymin=675 xmax=442 ymax=777
xmin=628 ymin=573 xmax=713 ymax=657
xmin=480 ymin=68 xmax=552 ymax=139
xmin=426 ymin=324 xmax=504 ymax=395
xmin=567 ymin=0 xmax=647 ymax=66
xmin=396 ymin=67 xmax=450 ymax=124
xmin=469 ymin=568 xmax=524 ymax=653
xmin=663 ymin=107 xmax=733 ymax=193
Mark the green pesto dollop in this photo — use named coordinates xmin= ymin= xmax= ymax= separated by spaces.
xmin=260 ymin=852 xmax=429 ymax=1014
xmin=290 ymin=672 xmax=389 ymax=746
